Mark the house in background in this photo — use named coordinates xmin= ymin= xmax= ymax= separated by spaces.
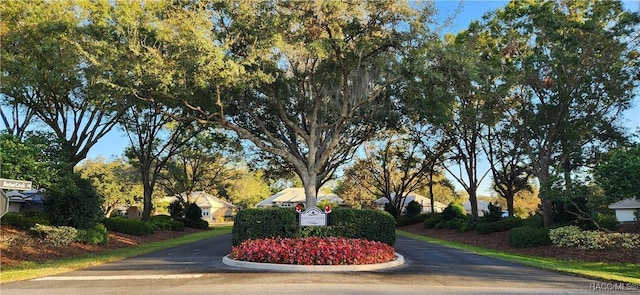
xmin=256 ymin=187 xmax=344 ymax=208
xmin=462 ymin=200 xmax=491 ymax=217
xmin=608 ymin=198 xmax=640 ymax=223
xmin=6 ymin=189 xmax=45 ymax=213
xmin=169 ymin=191 xmax=237 ymax=223
xmin=374 ymin=192 xmax=446 ymax=214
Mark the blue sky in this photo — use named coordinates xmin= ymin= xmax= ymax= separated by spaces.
xmin=86 ymin=1 xmax=640 ymax=195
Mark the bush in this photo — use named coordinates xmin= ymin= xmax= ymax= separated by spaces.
xmin=596 ymin=214 xmax=618 ymax=231
xmin=182 ymin=218 xmax=209 ymax=229
xmin=1 ymin=211 xmax=50 ymax=230
xmin=168 ymin=200 xmax=184 ymax=219
xmin=476 ymin=216 xmax=523 ymax=235
xmin=508 ymin=226 xmax=550 ymax=248
xmin=232 ymin=208 xmax=396 ymax=246
xmin=481 ymin=202 xmax=503 ymax=222
xmin=44 ymin=173 xmax=104 ymax=229
xmin=405 ymin=200 xmax=422 ymax=218
xmin=441 ymin=202 xmax=466 ymax=221
xmin=423 ymin=213 xmax=442 ymax=229
xmin=185 ymin=202 xmax=202 ymax=222
xmin=522 ymin=214 xmax=544 ymax=228
xmin=31 ymin=223 xmax=78 ymax=247
xmin=434 ymin=216 xmax=475 ymax=232
xmin=397 ymin=213 xmax=429 ymax=226
xmin=549 ymin=225 xmax=640 ymax=250
xmin=76 ymin=223 xmax=109 ymax=245
xmin=103 ymin=217 xmax=155 ymax=236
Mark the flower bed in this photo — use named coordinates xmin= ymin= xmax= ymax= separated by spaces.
xmin=230 ymin=236 xmax=396 ymax=265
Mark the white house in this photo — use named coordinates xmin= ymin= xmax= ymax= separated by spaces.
xmin=170 ymin=191 xmax=237 ymax=223
xmin=608 ymin=198 xmax=640 ymax=223
xmin=462 ymin=200 xmax=491 ymax=217
xmin=256 ymin=187 xmax=344 ymax=208
xmin=374 ymin=192 xmax=447 ymax=214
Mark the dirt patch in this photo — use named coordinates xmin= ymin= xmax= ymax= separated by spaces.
xmin=0 ymin=225 xmax=200 ymax=266
xmin=398 ymin=223 xmax=640 ymax=264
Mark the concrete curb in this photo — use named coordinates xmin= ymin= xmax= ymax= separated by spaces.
xmin=222 ymin=253 xmax=405 ymax=272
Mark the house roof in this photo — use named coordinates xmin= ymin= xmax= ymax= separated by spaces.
xmin=608 ymin=198 xmax=640 ymax=209
xmin=462 ymin=200 xmax=491 ymax=211
xmin=374 ymin=192 xmax=447 ymax=208
xmin=257 ymin=188 xmax=343 ymax=207
xmin=173 ymin=191 xmax=236 ymax=209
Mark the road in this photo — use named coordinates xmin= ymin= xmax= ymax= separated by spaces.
xmin=0 ymin=234 xmax=634 ymax=295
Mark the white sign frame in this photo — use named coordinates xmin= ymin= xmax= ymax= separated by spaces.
xmin=0 ymin=178 xmax=32 ymax=190
xmin=299 ymin=207 xmax=327 ymax=226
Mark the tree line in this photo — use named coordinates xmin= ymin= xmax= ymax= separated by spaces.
xmin=1 ymin=0 xmax=638 ymax=227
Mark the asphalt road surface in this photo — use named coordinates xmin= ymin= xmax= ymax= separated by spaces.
xmin=1 ymin=233 xmax=635 ymax=295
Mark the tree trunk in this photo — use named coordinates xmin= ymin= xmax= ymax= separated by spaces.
xmin=142 ymin=184 xmax=153 ymax=221
xmin=537 ymin=171 xmax=554 ymax=228
xmin=300 ymin=171 xmax=318 ymax=208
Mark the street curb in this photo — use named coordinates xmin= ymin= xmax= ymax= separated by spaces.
xmin=222 ymin=253 xmax=405 ymax=272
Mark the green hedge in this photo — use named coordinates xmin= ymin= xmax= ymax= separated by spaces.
xmin=1 ymin=211 xmax=50 ymax=229
xmin=476 ymin=216 xmax=523 ymax=235
xmin=103 ymin=217 xmax=155 ymax=236
xmin=508 ymin=226 xmax=550 ymax=248
xmin=232 ymin=207 xmax=396 ymax=246
xmin=397 ymin=213 xmax=430 ymax=226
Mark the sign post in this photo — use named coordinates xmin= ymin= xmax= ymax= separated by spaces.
xmin=0 ymin=190 xmax=9 ymax=218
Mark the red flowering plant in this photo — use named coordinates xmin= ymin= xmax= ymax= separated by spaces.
xmin=230 ymin=236 xmax=396 ymax=265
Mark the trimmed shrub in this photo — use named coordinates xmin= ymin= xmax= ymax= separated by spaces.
xmin=508 ymin=226 xmax=550 ymax=248
xmin=44 ymin=172 xmax=104 ymax=229
xmin=232 ymin=208 xmax=396 ymax=246
xmin=76 ymin=223 xmax=109 ymax=245
xmin=397 ymin=213 xmax=429 ymax=226
xmin=405 ymin=200 xmax=422 ymax=218
xmin=232 ymin=208 xmax=298 ymax=246
xmin=481 ymin=202 xmax=503 ymax=222
xmin=441 ymin=202 xmax=466 ymax=221
xmin=423 ymin=213 xmax=442 ymax=229
xmin=183 ymin=218 xmax=209 ymax=229
xmin=168 ymin=200 xmax=184 ymax=219
xmin=522 ymin=214 xmax=544 ymax=228
xmin=596 ymin=214 xmax=618 ymax=231
xmin=1 ymin=211 xmax=50 ymax=230
xmin=549 ymin=225 xmax=640 ymax=250
xmin=185 ymin=202 xmax=202 ymax=222
xmin=31 ymin=223 xmax=78 ymax=247
xmin=103 ymin=217 xmax=155 ymax=236
xmin=476 ymin=216 xmax=523 ymax=235
xmin=434 ymin=216 xmax=475 ymax=232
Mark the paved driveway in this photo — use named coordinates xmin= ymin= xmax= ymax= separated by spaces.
xmin=1 ymin=233 xmax=633 ymax=295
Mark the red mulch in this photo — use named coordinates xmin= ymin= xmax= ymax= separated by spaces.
xmin=0 ymin=225 xmax=200 ymax=266
xmin=398 ymin=223 xmax=640 ymax=264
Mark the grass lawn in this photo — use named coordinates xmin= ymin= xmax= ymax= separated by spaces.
xmin=397 ymin=230 xmax=640 ymax=285
xmin=0 ymin=226 xmax=232 ymax=283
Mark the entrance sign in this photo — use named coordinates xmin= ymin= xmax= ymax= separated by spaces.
xmin=0 ymin=178 xmax=32 ymax=190
xmin=299 ymin=207 xmax=327 ymax=226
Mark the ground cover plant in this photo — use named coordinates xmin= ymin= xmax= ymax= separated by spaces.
xmin=230 ymin=236 xmax=396 ymax=265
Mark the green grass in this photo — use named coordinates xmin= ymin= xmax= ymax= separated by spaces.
xmin=0 ymin=226 xmax=232 ymax=283
xmin=397 ymin=230 xmax=640 ymax=285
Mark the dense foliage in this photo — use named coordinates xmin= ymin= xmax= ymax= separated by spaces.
xmin=507 ymin=226 xmax=550 ymax=248
xmin=44 ymin=173 xmax=104 ymax=230
xmin=230 ymin=237 xmax=396 ymax=265
xmin=232 ymin=208 xmax=396 ymax=246
xmin=103 ymin=217 xmax=155 ymax=236
xmin=549 ymin=226 xmax=640 ymax=250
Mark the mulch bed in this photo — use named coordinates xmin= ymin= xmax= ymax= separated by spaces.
xmin=398 ymin=223 xmax=640 ymax=264
xmin=0 ymin=225 xmax=200 ymax=266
